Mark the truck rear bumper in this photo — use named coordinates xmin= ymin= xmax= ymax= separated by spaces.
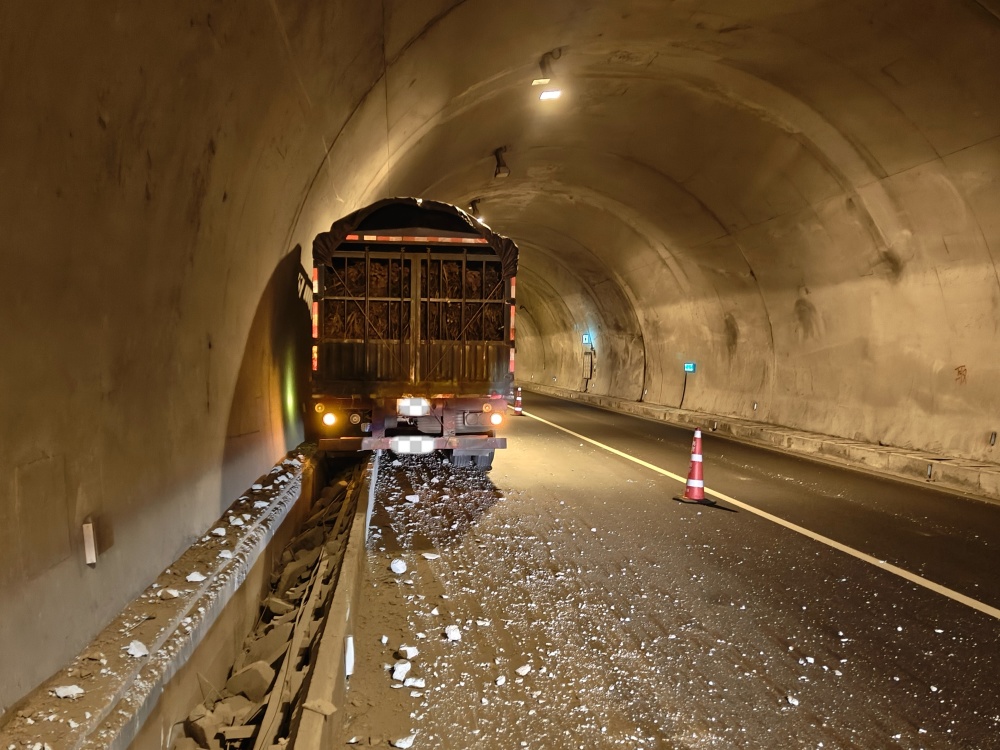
xmin=318 ymin=436 xmax=506 ymax=454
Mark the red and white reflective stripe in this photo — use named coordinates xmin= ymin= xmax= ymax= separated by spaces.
xmin=312 ymin=301 xmax=319 ymax=339
xmin=510 ymin=276 xmax=516 ymax=299
xmin=509 ymin=305 xmax=516 ymax=341
xmin=691 ymin=454 xmax=703 ymax=462
xmin=312 ymin=267 xmax=319 ymax=295
xmin=311 ymin=345 xmax=318 ymax=372
xmin=344 ymin=233 xmax=488 ymax=245
xmin=509 ymin=348 xmax=516 ymax=373
xmin=686 ymin=479 xmax=705 ymax=487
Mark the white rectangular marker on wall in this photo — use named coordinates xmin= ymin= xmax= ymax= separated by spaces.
xmin=82 ymin=518 xmax=97 ymax=566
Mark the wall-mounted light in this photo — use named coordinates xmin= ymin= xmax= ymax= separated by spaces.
xmin=493 ymin=147 xmax=511 ymax=179
xmin=532 ymin=49 xmax=563 ymax=101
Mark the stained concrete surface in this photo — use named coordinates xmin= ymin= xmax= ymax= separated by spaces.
xmin=337 ymin=399 xmax=1000 ymax=748
xmin=5 ymin=0 xmax=1000 ymax=718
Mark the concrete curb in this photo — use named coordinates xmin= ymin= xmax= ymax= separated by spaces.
xmin=0 ymin=450 xmax=319 ymax=750
xmin=293 ymin=450 xmax=380 ymax=746
xmin=524 ymin=385 xmax=1000 ymax=505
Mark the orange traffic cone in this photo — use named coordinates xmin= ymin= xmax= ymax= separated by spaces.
xmin=676 ymin=429 xmax=715 ymax=504
xmin=513 ymin=387 xmax=523 ymax=416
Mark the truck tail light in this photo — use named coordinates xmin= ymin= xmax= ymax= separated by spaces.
xmin=489 ymin=412 xmax=504 ymax=426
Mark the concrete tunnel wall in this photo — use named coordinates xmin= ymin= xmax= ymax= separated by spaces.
xmin=2 ymin=0 xmax=1000 ymax=712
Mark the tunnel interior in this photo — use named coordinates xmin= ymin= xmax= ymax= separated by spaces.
xmin=2 ymin=0 xmax=1000 ymax=714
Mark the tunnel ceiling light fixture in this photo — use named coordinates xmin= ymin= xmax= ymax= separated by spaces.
xmin=468 ymin=198 xmax=484 ymax=223
xmin=532 ymin=49 xmax=563 ymax=100
xmin=493 ymin=147 xmax=511 ymax=179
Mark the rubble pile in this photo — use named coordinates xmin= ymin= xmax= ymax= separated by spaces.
xmin=169 ymin=468 xmax=360 ymax=750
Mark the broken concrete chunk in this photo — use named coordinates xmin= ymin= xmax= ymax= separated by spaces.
xmin=246 ymin=622 xmax=293 ymax=665
xmin=226 ymin=661 xmax=275 ymax=703
xmin=444 ymin=625 xmax=462 ymax=642
xmin=405 ymin=494 xmax=420 ymax=503
xmin=186 ymin=571 xmax=207 ymax=583
xmin=211 ymin=527 xmax=226 ymax=537
xmin=229 ymin=516 xmax=245 ymax=527
xmin=515 ymin=664 xmax=532 ymax=676
xmin=392 ymin=660 xmax=412 ymax=681
xmin=213 ymin=695 xmax=253 ymax=726
xmin=496 ymin=675 xmax=506 ymax=686
xmin=127 ymin=641 xmax=149 ymax=658
xmin=403 ymin=677 xmax=425 ymax=688
xmin=390 ymin=559 xmax=407 ymax=575
xmin=266 ymin=597 xmax=295 ymax=616
xmin=52 ymin=685 xmax=84 ymax=699
xmin=398 ymin=645 xmax=419 ymax=659
xmin=251 ymin=484 xmax=263 ymax=491
xmin=218 ymin=550 xmax=234 ymax=560
xmin=277 ymin=557 xmax=311 ymax=595
xmin=253 ymin=500 xmax=269 ymax=509
xmin=294 ymin=527 xmax=325 ymax=551
xmin=421 ymin=552 xmax=440 ymax=560
xmin=159 ymin=588 xmax=181 ymax=600
xmin=184 ymin=707 xmax=221 ymax=748
xmin=294 ymin=546 xmax=321 ymax=567
xmin=391 ymin=734 xmax=416 ymax=749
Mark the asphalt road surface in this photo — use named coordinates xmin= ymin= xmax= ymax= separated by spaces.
xmin=335 ymin=393 xmax=1000 ymax=749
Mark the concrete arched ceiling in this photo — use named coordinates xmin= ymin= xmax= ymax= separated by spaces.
xmin=3 ymin=0 xmax=1000 ymax=709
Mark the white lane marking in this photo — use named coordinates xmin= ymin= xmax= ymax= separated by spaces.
xmin=523 ymin=410 xmax=1000 ymax=621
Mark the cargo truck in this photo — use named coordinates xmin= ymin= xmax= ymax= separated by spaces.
xmin=308 ymin=197 xmax=518 ymax=470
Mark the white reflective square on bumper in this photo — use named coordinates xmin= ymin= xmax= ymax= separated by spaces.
xmin=391 ymin=436 xmax=437 ymax=454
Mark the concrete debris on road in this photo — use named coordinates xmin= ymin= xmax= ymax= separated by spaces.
xmin=390 ymin=558 xmax=408 ymax=574
xmin=52 ymin=685 xmax=84 ymax=699
xmin=392 ymin=660 xmax=412 ymax=681
xmin=126 ymin=641 xmax=148 ymax=658
xmin=444 ymin=625 xmax=462 ymax=641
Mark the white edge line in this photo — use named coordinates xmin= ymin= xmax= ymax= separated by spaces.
xmin=523 ymin=410 xmax=1000 ymax=621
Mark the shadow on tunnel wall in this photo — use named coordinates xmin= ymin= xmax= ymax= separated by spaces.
xmin=220 ymin=247 xmax=311 ymax=506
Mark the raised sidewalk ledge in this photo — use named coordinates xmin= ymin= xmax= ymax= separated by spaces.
xmin=523 ymin=384 xmax=1000 ymax=505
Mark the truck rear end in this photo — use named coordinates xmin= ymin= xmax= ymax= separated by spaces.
xmin=309 ymin=198 xmax=517 ymax=469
